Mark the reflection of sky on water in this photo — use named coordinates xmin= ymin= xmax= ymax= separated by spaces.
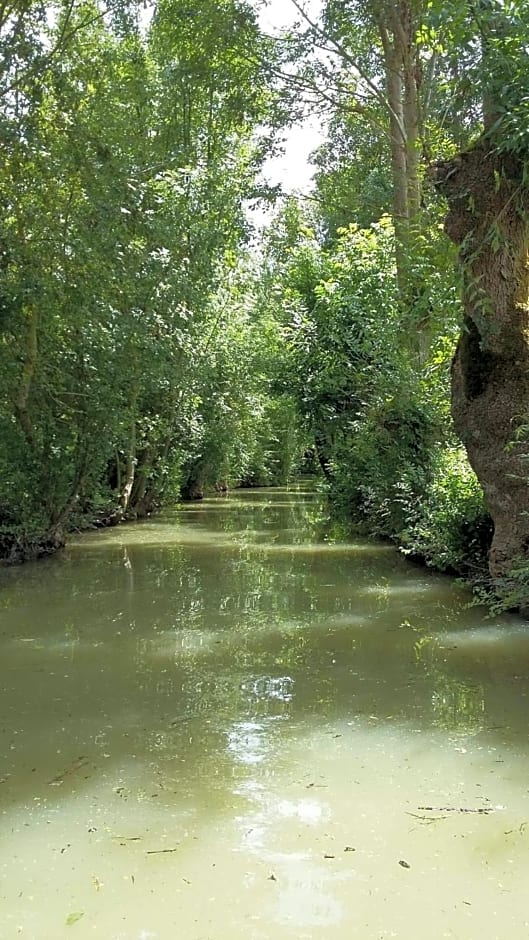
xmin=440 ymin=623 xmax=529 ymax=652
xmin=276 ymin=798 xmax=326 ymax=825
xmin=227 ymin=720 xmax=271 ymax=765
xmin=231 ymin=738 xmax=351 ymax=931
xmin=241 ymin=675 xmax=295 ymax=702
xmin=225 ymin=682 xmax=294 ymax=766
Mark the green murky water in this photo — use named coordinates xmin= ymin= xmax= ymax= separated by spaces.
xmin=1 ymin=485 xmax=529 ymax=939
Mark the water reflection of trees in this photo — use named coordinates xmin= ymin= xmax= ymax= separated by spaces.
xmin=1 ymin=486 xmax=528 ymax=816
xmin=413 ymin=626 xmax=486 ymax=734
xmin=430 ymin=676 xmax=485 ymax=732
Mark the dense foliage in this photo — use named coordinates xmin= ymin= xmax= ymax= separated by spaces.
xmin=0 ymin=0 xmax=303 ymax=560
xmin=254 ymin=199 xmax=491 ymax=577
xmin=3 ymin=0 xmax=529 ymax=611
xmin=250 ymin=0 xmax=529 ymax=608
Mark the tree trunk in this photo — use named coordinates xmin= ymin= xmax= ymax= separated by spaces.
xmin=181 ymin=458 xmax=206 ymax=500
xmin=314 ymin=431 xmax=332 ymax=480
xmin=399 ymin=2 xmax=421 ymax=223
xmin=14 ymin=302 xmax=38 ymax=447
xmin=433 ymin=143 xmax=529 ymax=580
xmin=377 ymin=2 xmax=430 ymax=359
xmin=48 ymin=439 xmax=89 ymax=542
xmin=120 ymin=420 xmax=137 ymax=516
xmin=379 ymin=21 xmax=409 ymax=297
xmin=119 ymin=379 xmax=139 ymax=515
xmin=129 ymin=447 xmax=153 ymax=516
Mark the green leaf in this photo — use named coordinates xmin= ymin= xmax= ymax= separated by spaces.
xmin=66 ymin=912 xmax=85 ymax=927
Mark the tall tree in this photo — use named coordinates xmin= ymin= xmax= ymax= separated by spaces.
xmin=0 ymin=0 xmax=286 ymax=559
xmin=278 ymin=0 xmax=450 ymax=356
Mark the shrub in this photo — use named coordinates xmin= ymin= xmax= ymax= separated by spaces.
xmin=400 ymin=447 xmax=492 ymax=574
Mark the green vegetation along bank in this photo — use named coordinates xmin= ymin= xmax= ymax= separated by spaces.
xmin=2 ymin=0 xmax=529 ymax=612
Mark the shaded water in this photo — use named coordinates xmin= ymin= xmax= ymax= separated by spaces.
xmin=1 ymin=485 xmax=529 ymax=939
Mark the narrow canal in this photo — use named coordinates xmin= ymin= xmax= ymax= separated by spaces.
xmin=1 ymin=485 xmax=529 ymax=939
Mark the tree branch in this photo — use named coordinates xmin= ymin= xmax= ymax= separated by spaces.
xmin=285 ymin=0 xmax=405 ymax=138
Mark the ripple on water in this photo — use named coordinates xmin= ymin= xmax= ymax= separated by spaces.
xmin=1 ymin=486 xmax=528 ymax=939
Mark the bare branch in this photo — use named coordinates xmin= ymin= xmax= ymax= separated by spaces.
xmin=285 ymin=0 xmax=404 ymax=137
